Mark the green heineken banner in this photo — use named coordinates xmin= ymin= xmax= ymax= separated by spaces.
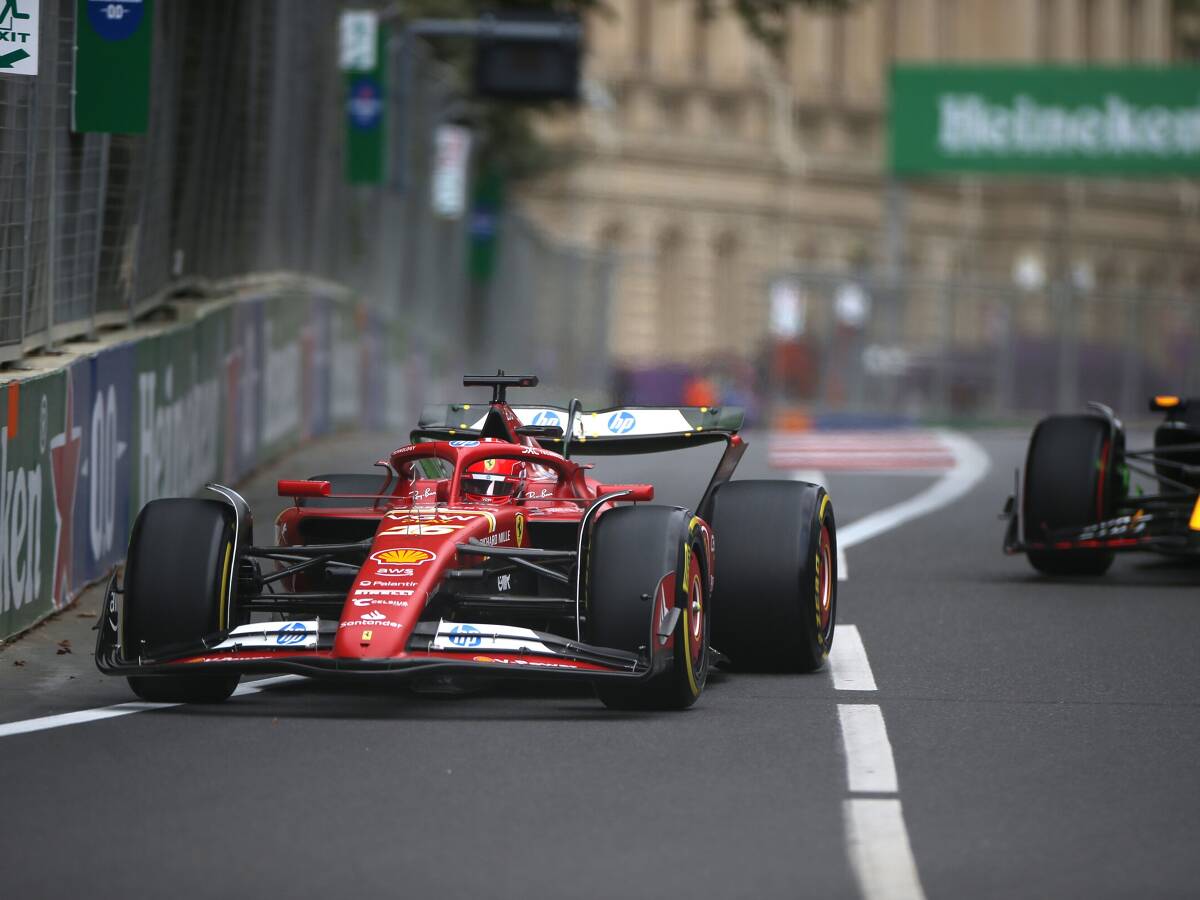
xmin=73 ymin=0 xmax=153 ymax=134
xmin=342 ymin=13 xmax=387 ymax=185
xmin=890 ymin=66 xmax=1200 ymax=176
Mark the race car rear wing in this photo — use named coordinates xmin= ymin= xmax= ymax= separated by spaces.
xmin=412 ymin=403 xmax=744 ymax=455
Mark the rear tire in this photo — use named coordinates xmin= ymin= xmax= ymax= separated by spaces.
xmin=1023 ymin=414 xmax=1122 ymax=576
xmin=123 ymin=499 xmax=241 ymax=703
xmin=709 ymin=480 xmax=836 ymax=672
xmin=586 ymin=506 xmax=708 ymax=710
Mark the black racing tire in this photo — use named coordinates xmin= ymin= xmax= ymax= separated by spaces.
xmin=123 ymin=498 xmax=241 ymax=703
xmin=297 ymin=473 xmax=391 ymax=508
xmin=709 ymin=480 xmax=836 ymax=672
xmin=586 ymin=506 xmax=709 ymax=711
xmin=1023 ymin=414 xmax=1122 ymax=577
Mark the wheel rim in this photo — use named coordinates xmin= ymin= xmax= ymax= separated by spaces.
xmin=687 ymin=569 xmax=705 ymax=666
xmin=817 ymin=523 xmax=833 ymax=641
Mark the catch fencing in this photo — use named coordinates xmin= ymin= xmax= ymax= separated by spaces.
xmin=763 ymin=268 xmax=1200 ymax=420
xmin=0 ymin=1 xmax=613 ymax=400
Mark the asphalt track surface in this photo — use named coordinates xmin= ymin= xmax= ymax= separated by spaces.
xmin=2 ymin=427 xmax=1199 ymax=899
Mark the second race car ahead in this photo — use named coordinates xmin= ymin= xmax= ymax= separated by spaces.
xmin=1004 ymin=395 xmax=1200 ymax=575
xmin=97 ymin=374 xmax=838 ymax=710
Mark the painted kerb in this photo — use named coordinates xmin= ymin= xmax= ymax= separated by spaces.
xmin=1 ymin=287 xmax=399 ymax=641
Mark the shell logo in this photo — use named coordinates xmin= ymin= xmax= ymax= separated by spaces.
xmin=371 ymin=548 xmax=437 ymax=566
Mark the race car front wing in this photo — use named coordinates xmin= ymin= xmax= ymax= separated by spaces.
xmin=94 ymin=578 xmax=658 ymax=683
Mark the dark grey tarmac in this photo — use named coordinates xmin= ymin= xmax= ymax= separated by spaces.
xmin=2 ymin=426 xmax=1197 ymax=899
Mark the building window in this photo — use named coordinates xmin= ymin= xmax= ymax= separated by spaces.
xmin=714 ymin=234 xmax=741 ymax=351
xmin=635 ymin=0 xmax=653 ymax=69
xmin=935 ymin=0 xmax=957 ymax=60
xmin=1175 ymin=1 xmax=1200 ymax=62
xmin=1082 ymin=0 xmax=1102 ymax=62
xmin=1126 ymin=0 xmax=1144 ymax=61
xmin=691 ymin=5 xmax=710 ymax=77
xmin=1036 ymin=0 xmax=1055 ymax=60
xmin=657 ymin=229 xmax=686 ymax=355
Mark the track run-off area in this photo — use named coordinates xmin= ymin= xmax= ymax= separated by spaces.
xmin=2 ymin=427 xmax=1198 ymax=899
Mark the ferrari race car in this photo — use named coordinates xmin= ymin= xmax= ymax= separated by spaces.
xmin=1003 ymin=396 xmax=1200 ymax=575
xmin=96 ymin=374 xmax=837 ymax=709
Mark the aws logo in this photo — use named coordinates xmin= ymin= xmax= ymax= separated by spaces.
xmin=370 ymin=548 xmax=436 ymax=566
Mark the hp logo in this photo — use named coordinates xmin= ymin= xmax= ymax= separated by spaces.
xmin=449 ymin=624 xmax=482 ymax=648
xmin=607 ymin=411 xmax=637 ymax=434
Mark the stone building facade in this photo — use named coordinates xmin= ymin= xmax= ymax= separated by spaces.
xmin=518 ymin=0 xmax=1200 ymax=399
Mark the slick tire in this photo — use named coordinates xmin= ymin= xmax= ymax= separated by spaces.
xmin=123 ymin=498 xmax=240 ymax=704
xmin=1023 ymin=414 xmax=1122 ymax=577
xmin=297 ymin=473 xmax=392 ymax=508
xmin=586 ymin=506 xmax=709 ymax=711
xmin=709 ymin=480 xmax=836 ymax=672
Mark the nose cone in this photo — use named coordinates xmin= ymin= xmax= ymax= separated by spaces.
xmin=332 ymin=507 xmax=523 ymax=658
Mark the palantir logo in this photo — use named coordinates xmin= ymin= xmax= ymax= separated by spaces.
xmin=276 ymin=622 xmax=308 ymax=645
xmin=449 ymin=624 xmax=482 ymax=648
xmin=607 ymin=411 xmax=636 ymax=434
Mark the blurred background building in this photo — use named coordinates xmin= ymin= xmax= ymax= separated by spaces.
xmin=520 ymin=0 xmax=1200 ymax=419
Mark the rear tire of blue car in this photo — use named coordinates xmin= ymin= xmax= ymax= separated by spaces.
xmin=1023 ymin=414 xmax=1121 ymax=577
xmin=586 ymin=505 xmax=709 ymax=711
xmin=123 ymin=499 xmax=241 ymax=704
xmin=709 ymin=480 xmax=836 ymax=672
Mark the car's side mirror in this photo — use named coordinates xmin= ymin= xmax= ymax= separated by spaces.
xmin=601 ymin=484 xmax=654 ymax=502
xmin=278 ymin=479 xmax=331 ymax=498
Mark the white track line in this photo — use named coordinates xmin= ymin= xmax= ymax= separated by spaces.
xmin=837 ymin=704 xmax=898 ymax=793
xmin=829 ymin=625 xmax=876 ymax=691
xmin=845 ymin=799 xmax=927 ymax=900
xmin=0 ymin=675 xmax=303 ymax=739
xmin=0 ymin=702 xmax=179 ymax=738
xmin=839 ymin=430 xmax=989 ymax=550
xmin=789 ymin=469 xmax=849 ymax=581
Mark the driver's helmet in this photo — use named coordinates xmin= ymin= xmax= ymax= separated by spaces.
xmin=462 ymin=457 xmax=527 ymax=503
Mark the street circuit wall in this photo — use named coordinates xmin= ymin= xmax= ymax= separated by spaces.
xmin=0 ymin=277 xmax=401 ymax=641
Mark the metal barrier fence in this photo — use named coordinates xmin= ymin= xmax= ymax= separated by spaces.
xmin=0 ymin=1 xmax=614 ymax=402
xmin=764 ymin=269 xmax=1200 ymax=419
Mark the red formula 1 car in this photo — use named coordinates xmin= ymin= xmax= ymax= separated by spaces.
xmin=1004 ymin=396 xmax=1200 ymax=575
xmin=96 ymin=374 xmax=837 ymax=709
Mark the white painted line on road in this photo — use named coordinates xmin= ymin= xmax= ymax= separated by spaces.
xmin=839 ymin=429 xmax=990 ymax=550
xmin=830 ymin=625 xmax=876 ymax=691
xmin=844 ymin=799 xmax=927 ymax=900
xmin=790 ymin=469 xmax=849 ymax=581
xmin=0 ymin=674 xmax=304 ymax=739
xmin=837 ymin=704 xmax=898 ymax=793
xmin=0 ymin=701 xmax=178 ymax=737
xmin=233 ymin=674 xmax=305 ymax=695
